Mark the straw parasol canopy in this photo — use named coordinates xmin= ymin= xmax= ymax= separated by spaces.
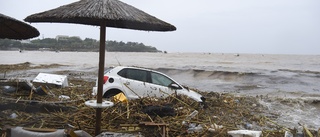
xmin=24 ymin=0 xmax=176 ymax=31
xmin=0 ymin=13 xmax=39 ymax=40
xmin=24 ymin=0 xmax=176 ymax=135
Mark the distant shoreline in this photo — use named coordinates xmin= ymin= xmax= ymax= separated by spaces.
xmin=1 ymin=49 xmax=319 ymax=56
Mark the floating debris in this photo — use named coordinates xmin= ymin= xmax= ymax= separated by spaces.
xmin=33 ymin=73 xmax=69 ymax=88
xmin=0 ymin=79 xmax=287 ymax=136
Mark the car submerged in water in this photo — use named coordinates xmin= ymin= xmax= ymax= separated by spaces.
xmin=92 ymin=66 xmax=205 ymax=103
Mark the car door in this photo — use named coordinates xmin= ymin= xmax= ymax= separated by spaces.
xmin=145 ymin=71 xmax=176 ymax=98
xmin=118 ymin=68 xmax=149 ymax=99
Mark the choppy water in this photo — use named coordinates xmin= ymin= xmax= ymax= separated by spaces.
xmin=1 ymin=51 xmax=320 ymax=129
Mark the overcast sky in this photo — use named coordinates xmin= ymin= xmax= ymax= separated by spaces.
xmin=1 ymin=0 xmax=320 ymax=54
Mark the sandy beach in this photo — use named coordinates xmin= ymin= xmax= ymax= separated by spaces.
xmin=1 ymin=51 xmax=320 ymax=136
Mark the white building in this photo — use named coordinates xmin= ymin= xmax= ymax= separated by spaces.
xmin=56 ymin=35 xmax=69 ymax=41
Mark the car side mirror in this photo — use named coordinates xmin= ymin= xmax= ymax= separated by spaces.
xmin=169 ymin=83 xmax=181 ymax=89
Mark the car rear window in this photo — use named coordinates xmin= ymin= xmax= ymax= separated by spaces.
xmin=104 ymin=67 xmax=113 ymax=74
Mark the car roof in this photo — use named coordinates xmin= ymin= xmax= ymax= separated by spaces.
xmin=114 ymin=66 xmax=153 ymax=71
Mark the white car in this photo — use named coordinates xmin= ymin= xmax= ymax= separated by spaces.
xmin=92 ymin=66 xmax=205 ymax=102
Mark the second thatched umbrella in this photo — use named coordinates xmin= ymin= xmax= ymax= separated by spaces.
xmin=0 ymin=13 xmax=39 ymax=40
xmin=24 ymin=0 xmax=176 ymax=135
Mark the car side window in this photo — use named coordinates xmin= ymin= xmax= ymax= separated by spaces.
xmin=150 ymin=72 xmax=173 ymax=87
xmin=119 ymin=68 xmax=147 ymax=82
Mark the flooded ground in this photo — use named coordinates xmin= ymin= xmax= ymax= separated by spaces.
xmin=1 ymin=51 xmax=320 ymax=131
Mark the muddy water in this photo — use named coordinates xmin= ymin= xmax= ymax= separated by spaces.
xmin=1 ymin=51 xmax=320 ymax=129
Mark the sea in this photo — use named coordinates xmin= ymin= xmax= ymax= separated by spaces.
xmin=1 ymin=51 xmax=320 ymax=129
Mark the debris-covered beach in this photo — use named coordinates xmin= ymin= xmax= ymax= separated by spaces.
xmin=1 ymin=51 xmax=320 ymax=136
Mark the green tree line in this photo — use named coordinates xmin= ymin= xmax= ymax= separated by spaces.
xmin=0 ymin=37 xmax=161 ymax=52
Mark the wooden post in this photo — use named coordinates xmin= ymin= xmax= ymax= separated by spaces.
xmin=95 ymin=21 xmax=106 ymax=136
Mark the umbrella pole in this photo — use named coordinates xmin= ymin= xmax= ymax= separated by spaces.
xmin=95 ymin=21 xmax=106 ymax=136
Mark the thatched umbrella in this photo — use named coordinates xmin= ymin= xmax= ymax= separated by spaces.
xmin=0 ymin=13 xmax=39 ymax=40
xmin=24 ymin=0 xmax=176 ymax=135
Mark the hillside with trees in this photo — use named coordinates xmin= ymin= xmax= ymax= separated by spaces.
xmin=0 ymin=37 xmax=161 ymax=52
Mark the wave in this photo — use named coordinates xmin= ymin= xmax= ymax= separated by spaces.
xmin=155 ymin=68 xmax=259 ymax=82
xmin=278 ymin=69 xmax=320 ymax=75
xmin=154 ymin=67 xmax=320 ymax=94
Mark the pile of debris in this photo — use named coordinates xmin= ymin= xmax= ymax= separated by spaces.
xmin=0 ymin=76 xmax=318 ymax=136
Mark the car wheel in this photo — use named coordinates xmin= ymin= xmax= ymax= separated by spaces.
xmin=103 ymin=89 xmax=123 ymax=98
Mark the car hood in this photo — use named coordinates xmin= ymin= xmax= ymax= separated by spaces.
xmin=176 ymin=89 xmax=203 ymax=102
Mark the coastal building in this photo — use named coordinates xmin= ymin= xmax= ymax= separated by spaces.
xmin=55 ymin=35 xmax=69 ymax=41
xmin=20 ymin=40 xmax=31 ymax=44
xmin=56 ymin=35 xmax=81 ymax=41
